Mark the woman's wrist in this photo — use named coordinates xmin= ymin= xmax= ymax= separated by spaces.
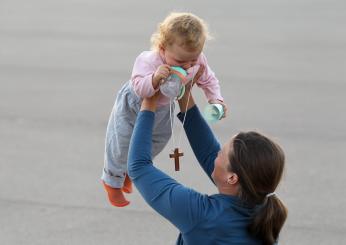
xmin=141 ymin=99 xmax=157 ymax=112
xmin=140 ymin=91 xmax=161 ymax=112
xmin=178 ymin=83 xmax=195 ymax=112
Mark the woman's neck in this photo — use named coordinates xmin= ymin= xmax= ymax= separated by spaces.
xmin=218 ymin=184 xmax=239 ymax=196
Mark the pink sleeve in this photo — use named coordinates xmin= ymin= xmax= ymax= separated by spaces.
xmin=195 ymin=53 xmax=224 ymax=102
xmin=131 ymin=52 xmax=160 ymax=98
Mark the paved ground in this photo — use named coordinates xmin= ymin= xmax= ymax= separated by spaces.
xmin=1 ymin=0 xmax=345 ymax=244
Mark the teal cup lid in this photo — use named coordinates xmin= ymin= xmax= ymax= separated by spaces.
xmin=203 ymin=104 xmax=224 ymax=123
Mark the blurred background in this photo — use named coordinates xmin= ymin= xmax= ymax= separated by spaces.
xmin=1 ymin=0 xmax=345 ymax=244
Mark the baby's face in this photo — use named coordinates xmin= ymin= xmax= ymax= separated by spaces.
xmin=161 ymin=43 xmax=201 ymax=70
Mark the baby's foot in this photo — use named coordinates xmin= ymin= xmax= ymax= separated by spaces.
xmin=103 ymin=182 xmax=130 ymax=207
xmin=122 ymin=174 xmax=133 ymax=194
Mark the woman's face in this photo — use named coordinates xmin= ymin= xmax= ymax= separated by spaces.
xmin=211 ymin=140 xmax=232 ymax=185
xmin=160 ymin=42 xmax=201 ymax=70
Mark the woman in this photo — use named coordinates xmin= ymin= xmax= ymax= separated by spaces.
xmin=127 ymin=73 xmax=287 ymax=245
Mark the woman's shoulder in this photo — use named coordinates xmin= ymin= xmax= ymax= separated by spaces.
xmin=185 ymin=194 xmax=259 ymax=244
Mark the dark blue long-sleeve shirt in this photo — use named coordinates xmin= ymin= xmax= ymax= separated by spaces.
xmin=128 ymin=105 xmax=260 ymax=245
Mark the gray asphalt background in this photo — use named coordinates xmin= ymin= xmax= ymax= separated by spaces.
xmin=1 ymin=0 xmax=345 ymax=244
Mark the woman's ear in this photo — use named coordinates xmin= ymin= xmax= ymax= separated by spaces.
xmin=227 ymin=173 xmax=238 ymax=185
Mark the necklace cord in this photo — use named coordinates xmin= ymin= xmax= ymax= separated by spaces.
xmin=168 ymin=66 xmax=196 ymax=151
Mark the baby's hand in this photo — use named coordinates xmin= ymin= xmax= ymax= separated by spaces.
xmin=209 ymin=99 xmax=228 ymax=119
xmin=153 ymin=65 xmax=171 ymax=89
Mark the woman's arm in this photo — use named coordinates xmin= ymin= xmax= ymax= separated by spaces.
xmin=177 ymin=67 xmax=221 ymax=181
xmin=127 ymin=93 xmax=208 ymax=233
xmin=178 ymin=106 xmax=220 ymax=182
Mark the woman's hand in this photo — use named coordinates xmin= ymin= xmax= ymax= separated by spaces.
xmin=178 ymin=65 xmax=205 ymax=112
xmin=140 ymin=91 xmax=161 ymax=112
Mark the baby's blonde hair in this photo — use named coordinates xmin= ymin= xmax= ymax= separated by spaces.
xmin=151 ymin=12 xmax=211 ymax=52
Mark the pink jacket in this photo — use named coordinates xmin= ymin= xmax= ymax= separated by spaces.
xmin=131 ymin=51 xmax=223 ymax=107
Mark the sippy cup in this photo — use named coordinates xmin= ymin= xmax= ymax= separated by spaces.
xmin=203 ymin=104 xmax=224 ymax=123
xmin=160 ymin=66 xmax=187 ymax=100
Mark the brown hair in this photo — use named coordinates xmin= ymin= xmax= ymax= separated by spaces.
xmin=151 ymin=12 xmax=211 ymax=51
xmin=229 ymin=131 xmax=287 ymax=245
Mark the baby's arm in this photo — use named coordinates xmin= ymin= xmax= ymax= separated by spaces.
xmin=192 ymin=53 xmax=223 ymax=102
xmin=194 ymin=53 xmax=228 ymax=116
xmin=131 ymin=52 xmax=170 ymax=98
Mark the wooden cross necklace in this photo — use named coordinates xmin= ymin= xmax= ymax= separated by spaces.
xmin=169 ymin=148 xmax=184 ymax=171
xmin=168 ymin=75 xmax=194 ymax=171
xmin=168 ymin=98 xmax=183 ymax=171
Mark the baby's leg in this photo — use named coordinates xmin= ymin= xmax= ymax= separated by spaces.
xmin=102 ymin=117 xmax=132 ymax=206
xmin=101 ymin=81 xmax=139 ymax=206
xmin=102 ymin=107 xmax=132 ymax=189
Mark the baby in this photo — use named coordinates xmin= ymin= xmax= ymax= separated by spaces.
xmin=102 ymin=12 xmax=228 ymax=207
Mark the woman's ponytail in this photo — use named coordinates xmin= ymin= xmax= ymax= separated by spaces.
xmin=249 ymin=195 xmax=288 ymax=245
